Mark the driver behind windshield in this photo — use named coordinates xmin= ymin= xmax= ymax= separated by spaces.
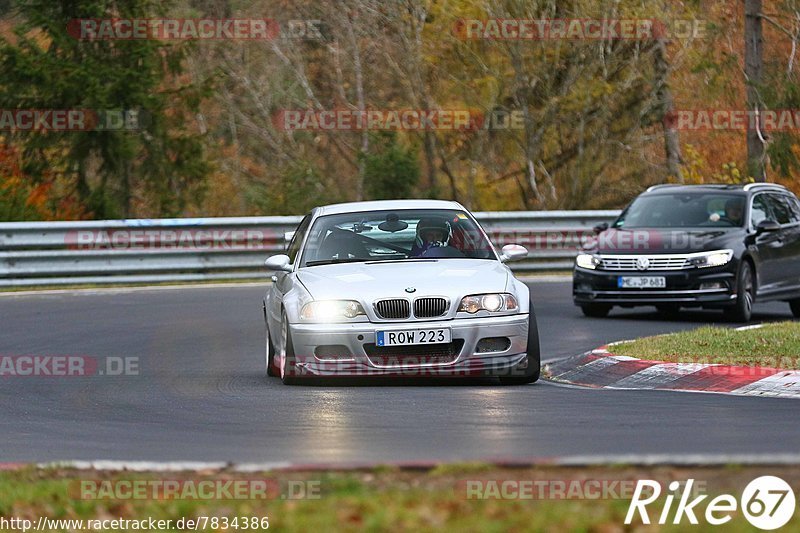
xmin=722 ymin=198 xmax=744 ymax=225
xmin=411 ymin=217 xmax=450 ymax=257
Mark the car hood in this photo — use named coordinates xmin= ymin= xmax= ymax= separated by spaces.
xmin=584 ymin=228 xmax=743 ymax=254
xmin=296 ymin=259 xmax=509 ymax=301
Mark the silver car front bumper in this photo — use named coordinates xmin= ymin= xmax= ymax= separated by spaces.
xmin=289 ymin=313 xmax=530 ymax=377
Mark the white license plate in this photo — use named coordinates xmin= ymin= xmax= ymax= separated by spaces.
xmin=618 ymin=276 xmax=666 ymax=289
xmin=376 ymin=328 xmax=451 ymax=346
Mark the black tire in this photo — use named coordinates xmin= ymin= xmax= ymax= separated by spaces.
xmin=264 ymin=302 xmax=277 ymax=377
xmin=279 ymin=312 xmax=301 ymax=385
xmin=724 ymin=260 xmax=755 ymax=322
xmin=265 ymin=325 xmax=277 ymax=377
xmin=499 ymin=301 xmax=541 ymax=385
xmin=655 ymin=304 xmax=681 ymax=319
xmin=790 ymin=299 xmax=800 ymax=318
xmin=581 ymin=303 xmax=611 ymax=318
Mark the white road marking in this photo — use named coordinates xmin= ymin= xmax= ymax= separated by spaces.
xmin=613 ymin=362 xmax=710 ymax=388
xmin=735 ymin=323 xmax=765 ymax=331
xmin=32 ymin=454 xmax=800 ymax=472
xmin=549 ymin=356 xmax=620 ymax=383
xmin=732 ymin=371 xmax=800 ymax=398
xmin=0 ymin=282 xmax=269 ymax=297
xmin=40 ymin=460 xmax=292 ymax=472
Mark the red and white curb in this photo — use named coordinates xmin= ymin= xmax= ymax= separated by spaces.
xmin=545 ymin=347 xmax=800 ymax=399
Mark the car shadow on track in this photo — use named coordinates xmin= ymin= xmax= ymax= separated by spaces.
xmin=260 ymin=374 xmax=539 ymax=387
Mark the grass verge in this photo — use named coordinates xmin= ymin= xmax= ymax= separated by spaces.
xmin=612 ymin=321 xmax=800 ymax=368
xmin=1 ymin=465 xmax=799 ymax=531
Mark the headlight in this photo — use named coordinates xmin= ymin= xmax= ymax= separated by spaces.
xmin=688 ymin=250 xmax=734 ymax=269
xmin=300 ymin=300 xmax=365 ymax=320
xmin=576 ymin=253 xmax=601 ymax=270
xmin=458 ymin=293 xmax=518 ymax=314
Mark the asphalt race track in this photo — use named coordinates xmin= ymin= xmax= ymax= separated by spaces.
xmin=1 ymin=281 xmax=799 ymax=464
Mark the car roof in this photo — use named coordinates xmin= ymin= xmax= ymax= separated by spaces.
xmin=644 ymin=183 xmax=790 ymax=195
xmin=314 ymin=199 xmax=465 ymax=216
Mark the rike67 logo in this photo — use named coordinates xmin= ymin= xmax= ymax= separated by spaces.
xmin=626 ymin=476 xmax=796 ymax=530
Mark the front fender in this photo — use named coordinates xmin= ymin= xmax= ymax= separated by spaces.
xmin=281 ymin=280 xmax=313 ymax=325
xmin=507 ymin=275 xmax=532 ymax=314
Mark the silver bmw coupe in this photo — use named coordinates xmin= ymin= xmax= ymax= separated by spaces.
xmin=262 ymin=199 xmax=539 ymax=385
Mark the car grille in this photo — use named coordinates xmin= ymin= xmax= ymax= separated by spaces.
xmin=413 ymin=297 xmax=448 ymax=318
xmin=374 ymin=299 xmax=410 ymax=319
xmin=599 ymin=256 xmax=690 ymax=271
xmin=364 ymin=339 xmax=464 ymax=366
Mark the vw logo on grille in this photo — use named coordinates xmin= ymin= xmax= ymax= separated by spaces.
xmin=636 ymin=257 xmax=651 ymax=271
xmin=405 ymin=287 xmax=416 ymax=293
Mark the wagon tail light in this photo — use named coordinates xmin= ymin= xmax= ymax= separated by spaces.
xmin=300 ymin=300 xmax=366 ymax=320
xmin=458 ymin=293 xmax=518 ymax=314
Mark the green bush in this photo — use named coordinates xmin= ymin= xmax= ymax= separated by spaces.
xmin=363 ymin=132 xmax=420 ymax=200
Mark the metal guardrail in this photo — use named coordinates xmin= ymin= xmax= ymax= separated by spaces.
xmin=0 ymin=211 xmax=619 ymax=287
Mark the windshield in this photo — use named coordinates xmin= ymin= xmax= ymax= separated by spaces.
xmin=300 ymin=209 xmax=496 ymax=266
xmin=614 ymin=193 xmax=747 ymax=229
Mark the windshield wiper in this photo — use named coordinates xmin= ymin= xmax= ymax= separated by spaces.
xmin=365 ymin=258 xmax=435 ymax=264
xmin=304 ymin=257 xmax=370 ymax=267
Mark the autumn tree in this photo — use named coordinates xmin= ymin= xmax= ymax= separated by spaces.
xmin=0 ymin=0 xmax=210 ymax=218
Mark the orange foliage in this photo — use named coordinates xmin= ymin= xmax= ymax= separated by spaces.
xmin=0 ymin=142 xmax=90 ymax=220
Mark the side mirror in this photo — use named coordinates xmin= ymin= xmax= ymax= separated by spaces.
xmin=500 ymin=244 xmax=528 ymax=262
xmin=593 ymin=222 xmax=609 ymax=234
xmin=265 ymin=254 xmax=292 ymax=273
xmin=756 ymin=219 xmax=780 ymax=235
